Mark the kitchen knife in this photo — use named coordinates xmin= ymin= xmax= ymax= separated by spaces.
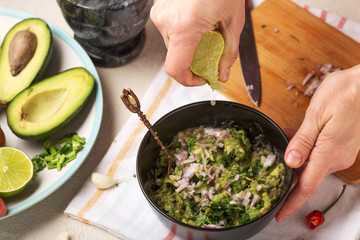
xmin=239 ymin=0 xmax=261 ymax=107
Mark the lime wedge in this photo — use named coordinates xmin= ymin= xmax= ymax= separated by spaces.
xmin=0 ymin=147 xmax=33 ymax=198
xmin=190 ymin=30 xmax=225 ymax=90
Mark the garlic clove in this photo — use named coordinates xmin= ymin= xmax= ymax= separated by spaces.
xmin=91 ymin=172 xmax=119 ymax=189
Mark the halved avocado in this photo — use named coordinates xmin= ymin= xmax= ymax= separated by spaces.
xmin=0 ymin=18 xmax=53 ymax=107
xmin=7 ymin=67 xmax=95 ymax=140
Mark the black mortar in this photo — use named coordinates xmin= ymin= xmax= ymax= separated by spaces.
xmin=58 ymin=0 xmax=153 ymax=67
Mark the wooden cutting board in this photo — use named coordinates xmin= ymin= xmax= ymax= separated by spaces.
xmin=220 ymin=0 xmax=360 ymax=184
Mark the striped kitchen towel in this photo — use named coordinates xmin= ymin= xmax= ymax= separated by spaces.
xmin=65 ymin=2 xmax=360 ymax=240
xmin=300 ymin=3 xmax=360 ymax=42
xmin=64 ymin=66 xmax=229 ymax=240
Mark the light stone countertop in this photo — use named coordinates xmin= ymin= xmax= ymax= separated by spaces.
xmin=0 ymin=0 xmax=359 ymax=240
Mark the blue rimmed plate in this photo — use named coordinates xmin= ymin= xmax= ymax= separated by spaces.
xmin=0 ymin=7 xmax=103 ymax=219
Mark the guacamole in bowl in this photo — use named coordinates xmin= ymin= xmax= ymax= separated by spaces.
xmin=154 ymin=126 xmax=286 ymax=228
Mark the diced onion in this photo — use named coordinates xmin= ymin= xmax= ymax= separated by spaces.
xmin=302 ymin=70 xmax=315 ymax=86
xmin=204 ymin=224 xmax=225 ymax=229
xmin=223 ymin=180 xmax=232 ymax=189
xmin=206 ymin=178 xmax=214 ymax=185
xmin=175 ymin=179 xmax=189 ymax=193
xmin=242 ymin=198 xmax=250 ymax=207
xmin=234 ymin=174 xmax=240 ymax=182
xmin=174 ymin=149 xmax=188 ymax=165
xmin=201 ymin=189 xmax=208 ymax=199
xmin=208 ymin=187 xmax=215 ymax=200
xmin=263 ymin=154 xmax=276 ymax=168
xmin=250 ymin=193 xmax=261 ymax=209
xmin=182 ymin=159 xmax=196 ymax=164
xmin=218 ymin=220 xmax=227 ymax=226
xmin=178 ymin=138 xmax=186 ymax=147
xmin=183 ymin=163 xmax=199 ymax=181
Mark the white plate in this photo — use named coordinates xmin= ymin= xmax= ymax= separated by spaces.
xmin=0 ymin=8 xmax=103 ymax=219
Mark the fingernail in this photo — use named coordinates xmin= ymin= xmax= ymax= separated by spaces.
xmin=221 ymin=68 xmax=230 ymax=82
xmin=287 ymin=150 xmax=302 ymax=167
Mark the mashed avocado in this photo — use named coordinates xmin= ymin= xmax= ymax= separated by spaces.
xmin=153 ymin=126 xmax=285 ymax=228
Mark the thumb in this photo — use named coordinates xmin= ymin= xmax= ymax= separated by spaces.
xmin=285 ymin=113 xmax=320 ymax=168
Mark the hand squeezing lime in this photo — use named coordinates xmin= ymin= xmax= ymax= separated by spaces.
xmin=0 ymin=147 xmax=33 ymax=198
xmin=190 ymin=30 xmax=225 ymax=90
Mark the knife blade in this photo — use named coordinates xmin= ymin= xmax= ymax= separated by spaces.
xmin=239 ymin=0 xmax=261 ymax=107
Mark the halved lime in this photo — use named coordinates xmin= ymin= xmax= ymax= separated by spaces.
xmin=0 ymin=147 xmax=33 ymax=198
xmin=190 ymin=30 xmax=225 ymax=90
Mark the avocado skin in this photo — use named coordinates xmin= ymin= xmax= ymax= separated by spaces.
xmin=6 ymin=67 xmax=95 ymax=141
xmin=31 ymin=21 xmax=54 ymax=87
xmin=0 ymin=18 xmax=53 ymax=107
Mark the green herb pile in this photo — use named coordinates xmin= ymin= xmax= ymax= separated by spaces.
xmin=31 ymin=133 xmax=86 ymax=173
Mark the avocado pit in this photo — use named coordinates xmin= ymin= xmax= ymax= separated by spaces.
xmin=9 ymin=30 xmax=37 ymax=76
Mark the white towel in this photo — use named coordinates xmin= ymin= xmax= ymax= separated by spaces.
xmin=65 ymin=2 xmax=360 ymax=240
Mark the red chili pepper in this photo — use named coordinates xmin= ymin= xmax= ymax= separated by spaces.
xmin=0 ymin=197 xmax=7 ymax=217
xmin=305 ymin=210 xmax=324 ymax=229
xmin=305 ymin=185 xmax=346 ymax=230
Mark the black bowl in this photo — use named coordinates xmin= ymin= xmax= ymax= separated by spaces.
xmin=137 ymin=101 xmax=293 ymax=240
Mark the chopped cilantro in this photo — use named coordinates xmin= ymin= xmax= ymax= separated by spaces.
xmin=289 ymin=34 xmax=300 ymax=42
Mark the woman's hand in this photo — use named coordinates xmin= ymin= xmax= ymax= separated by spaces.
xmin=150 ymin=0 xmax=245 ymax=86
xmin=276 ymin=64 xmax=360 ymax=222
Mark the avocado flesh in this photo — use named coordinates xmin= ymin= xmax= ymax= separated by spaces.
xmin=7 ymin=67 xmax=95 ymax=140
xmin=0 ymin=18 xmax=53 ymax=107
